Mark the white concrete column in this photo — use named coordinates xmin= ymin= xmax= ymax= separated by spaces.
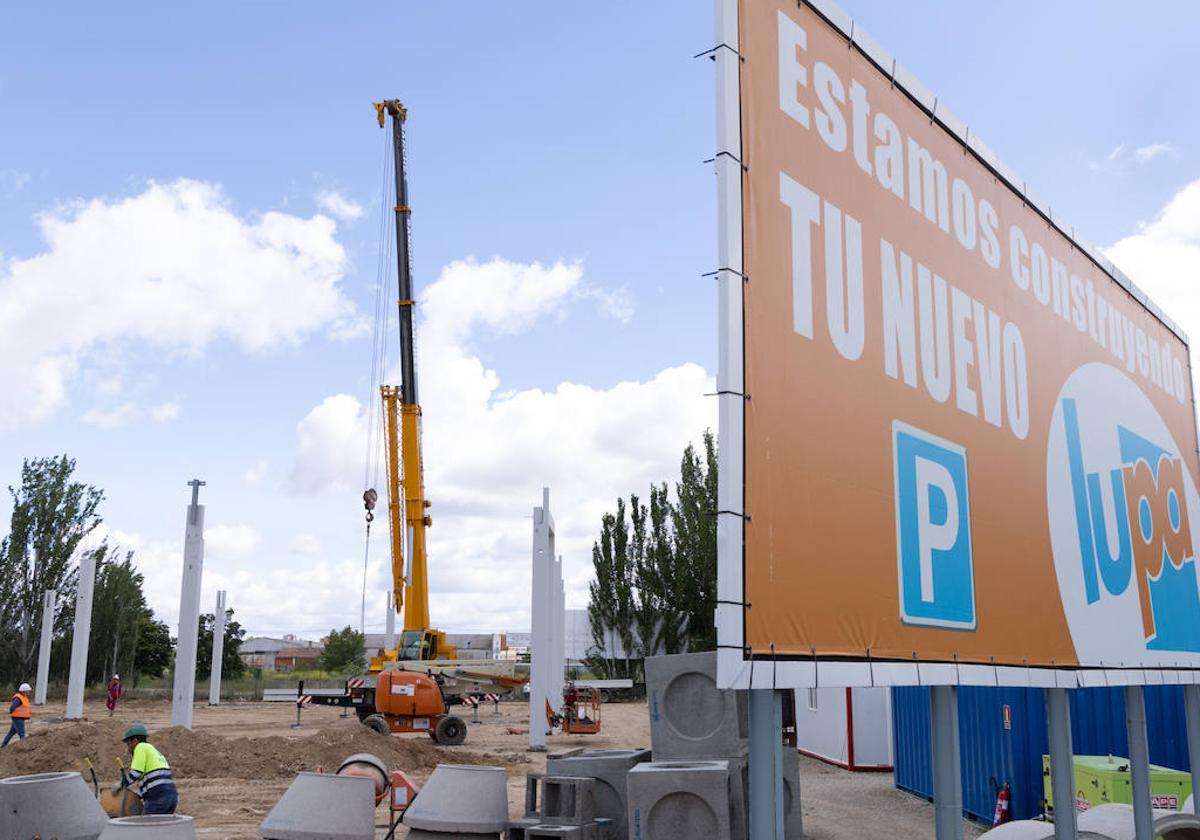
xmin=171 ymin=480 xmax=206 ymax=729
xmin=208 ymin=590 xmax=227 ymax=705
xmin=529 ymin=487 xmax=554 ymax=751
xmin=65 ymin=553 xmax=97 ymax=719
xmin=34 ymin=589 xmax=56 ymax=705
xmin=385 ymin=591 xmax=396 ymax=649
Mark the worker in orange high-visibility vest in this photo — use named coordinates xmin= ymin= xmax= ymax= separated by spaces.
xmin=2 ymin=683 xmax=32 ymax=747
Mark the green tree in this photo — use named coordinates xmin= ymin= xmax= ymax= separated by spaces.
xmin=586 ymin=512 xmax=618 ymax=677
xmin=320 ymin=626 xmax=366 ymax=674
xmin=88 ymin=545 xmax=151 ymax=684
xmin=195 ymin=610 xmax=246 ymax=680
xmin=586 ymin=432 xmax=718 ymax=674
xmin=672 ymin=432 xmax=718 ymax=652
xmin=133 ymin=616 xmax=172 ymax=681
xmin=0 ymin=456 xmax=103 ymax=685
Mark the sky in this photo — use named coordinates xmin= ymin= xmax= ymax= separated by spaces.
xmin=1 ymin=2 xmax=1198 ymax=642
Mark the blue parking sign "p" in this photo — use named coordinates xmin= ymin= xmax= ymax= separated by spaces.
xmin=893 ymin=421 xmax=976 ymax=630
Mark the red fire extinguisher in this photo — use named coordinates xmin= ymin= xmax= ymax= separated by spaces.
xmin=993 ymin=782 xmax=1011 ymax=826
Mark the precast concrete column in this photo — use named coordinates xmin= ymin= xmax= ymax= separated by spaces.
xmin=385 ymin=591 xmax=396 ymax=650
xmin=529 ymin=487 xmax=553 ymax=751
xmin=208 ymin=590 xmax=227 ymax=705
xmin=1045 ymin=688 xmax=1077 ymax=839
xmin=65 ymin=553 xmax=97 ymax=719
xmin=748 ymin=688 xmax=785 ymax=840
xmin=1125 ymin=685 xmax=1154 ymax=840
xmin=1186 ymin=685 xmax=1200 ymax=815
xmin=34 ymin=589 xmax=56 ymax=705
xmin=171 ymin=480 xmax=206 ymax=729
xmin=930 ymin=685 xmax=963 ymax=840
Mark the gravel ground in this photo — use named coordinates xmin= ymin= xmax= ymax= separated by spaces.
xmin=7 ymin=696 xmax=987 ymax=838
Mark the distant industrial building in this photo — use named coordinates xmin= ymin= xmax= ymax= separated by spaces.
xmin=240 ymin=635 xmax=321 ymax=672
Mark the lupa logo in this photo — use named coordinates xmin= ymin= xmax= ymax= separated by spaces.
xmin=1047 ymin=364 xmax=1200 ymax=666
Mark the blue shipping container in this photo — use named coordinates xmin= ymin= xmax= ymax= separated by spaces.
xmin=891 ymin=685 xmax=1190 ymax=823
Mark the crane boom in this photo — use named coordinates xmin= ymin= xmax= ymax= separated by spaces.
xmin=373 ymin=99 xmax=442 ymax=663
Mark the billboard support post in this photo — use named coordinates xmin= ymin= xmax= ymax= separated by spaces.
xmin=930 ymin=686 xmax=962 ymax=840
xmin=1185 ymin=686 xmax=1200 ymax=815
xmin=748 ymin=689 xmax=785 ymax=840
xmin=1045 ymin=688 xmax=1077 ymax=838
xmin=1125 ymin=686 xmax=1154 ymax=839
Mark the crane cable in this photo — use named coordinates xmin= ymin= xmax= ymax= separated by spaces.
xmin=361 ymin=122 xmax=397 ymax=638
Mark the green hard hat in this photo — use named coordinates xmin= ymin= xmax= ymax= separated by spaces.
xmin=122 ymin=723 xmax=148 ymax=741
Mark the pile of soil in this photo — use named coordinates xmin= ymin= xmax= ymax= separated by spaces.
xmin=0 ymin=718 xmax=523 ymax=781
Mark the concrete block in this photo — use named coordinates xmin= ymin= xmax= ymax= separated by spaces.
xmin=645 ymin=652 xmax=747 ymax=760
xmin=525 ymin=772 xmax=544 ymax=817
xmin=542 ymin=776 xmax=596 ymax=826
xmin=526 ymin=825 xmax=598 ymax=839
xmin=258 ymin=772 xmax=375 ymax=840
xmin=728 ymin=750 xmax=803 ymax=840
xmin=626 ymin=760 xmax=733 ymax=840
xmin=99 ymin=815 xmax=196 ymax=839
xmin=0 ymin=771 xmax=109 ymax=840
xmin=403 ymin=764 xmax=509 ymax=834
xmin=507 ymin=816 xmax=542 ymax=840
xmin=546 ymin=749 xmax=651 ymax=840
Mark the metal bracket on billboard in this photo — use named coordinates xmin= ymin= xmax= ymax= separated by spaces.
xmin=701 ymin=267 xmax=747 ymax=280
xmin=705 ymin=391 xmax=751 ymax=402
xmin=693 ymin=43 xmax=744 ymax=61
xmin=702 ymin=150 xmax=747 ymax=170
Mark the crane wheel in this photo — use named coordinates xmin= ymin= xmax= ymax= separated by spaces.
xmin=434 ymin=715 xmax=466 ymax=746
xmin=363 ymin=714 xmax=391 ymax=736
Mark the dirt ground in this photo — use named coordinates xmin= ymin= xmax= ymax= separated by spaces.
xmin=1 ymin=697 xmax=983 ymax=838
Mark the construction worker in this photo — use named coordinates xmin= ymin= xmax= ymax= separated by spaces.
xmin=115 ymin=724 xmax=177 ymax=814
xmin=2 ymin=683 xmax=32 ymax=747
xmin=106 ymin=674 xmax=122 ymax=717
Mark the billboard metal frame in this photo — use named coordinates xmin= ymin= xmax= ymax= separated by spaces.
xmin=714 ymin=0 xmax=1200 ymax=692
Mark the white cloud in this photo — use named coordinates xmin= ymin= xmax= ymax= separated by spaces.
xmin=1 ymin=169 xmax=30 ymax=194
xmin=289 ymin=533 xmax=322 ymax=556
xmin=289 ymin=256 xmax=712 ymax=630
xmin=243 ymin=460 xmax=268 ymax=485
xmin=81 ymin=402 xmax=138 ymax=429
xmin=291 ymin=394 xmax=367 ymax=494
xmin=1107 ymin=144 xmax=1125 ymax=162
xmin=0 ymin=179 xmax=358 ymax=429
xmin=316 ymin=190 xmax=364 ymax=222
xmin=105 ymin=526 xmax=386 ymax=636
xmin=1105 ymin=177 xmax=1200 ymax=374
xmin=1134 ymin=143 xmax=1176 ymax=162
xmin=206 ymin=524 xmax=261 ymax=559
xmin=151 ymin=402 xmax=180 ymax=423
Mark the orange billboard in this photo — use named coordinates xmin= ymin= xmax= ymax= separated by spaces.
xmin=727 ymin=0 xmax=1200 ymax=680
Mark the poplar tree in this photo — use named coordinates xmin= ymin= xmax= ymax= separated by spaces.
xmin=586 ymin=431 xmax=719 ymax=677
xmin=0 ymin=455 xmax=103 ymax=685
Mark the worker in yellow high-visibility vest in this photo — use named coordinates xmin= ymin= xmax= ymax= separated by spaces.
xmin=114 ymin=724 xmax=178 ymax=814
xmin=1 ymin=683 xmax=32 ymax=747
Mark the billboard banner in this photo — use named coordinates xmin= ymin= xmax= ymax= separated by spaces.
xmin=716 ymin=0 xmax=1200 ymax=687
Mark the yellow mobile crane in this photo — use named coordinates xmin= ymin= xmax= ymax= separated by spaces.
xmin=368 ymin=100 xmax=456 ymax=670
